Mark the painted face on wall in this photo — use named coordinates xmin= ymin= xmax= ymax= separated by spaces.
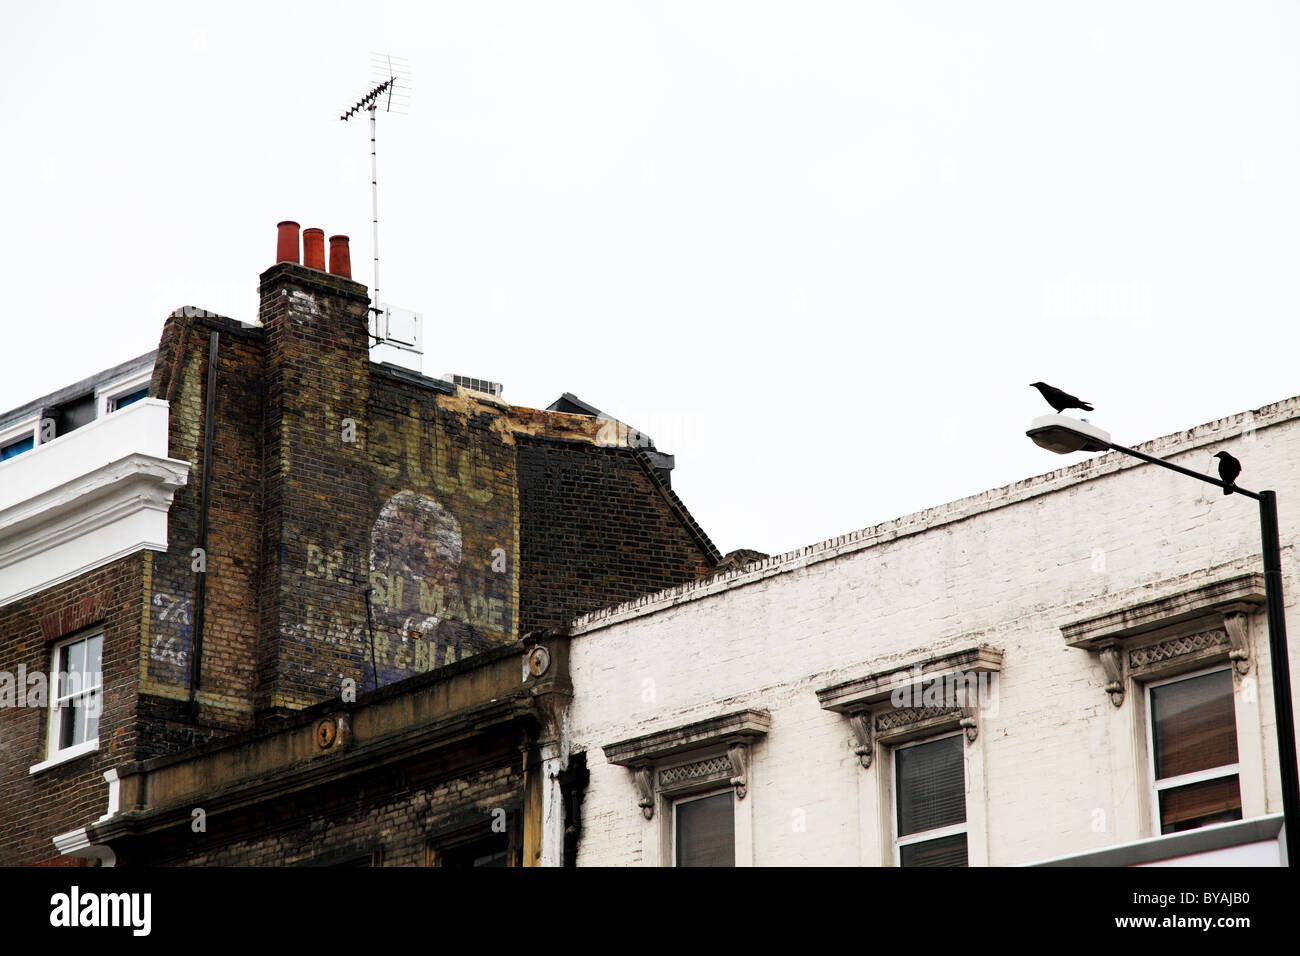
xmin=368 ymin=490 xmax=476 ymax=681
xmin=370 ymin=490 xmax=462 ymax=590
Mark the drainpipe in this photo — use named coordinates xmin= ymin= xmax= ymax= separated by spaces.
xmin=188 ymin=330 xmax=219 ymax=704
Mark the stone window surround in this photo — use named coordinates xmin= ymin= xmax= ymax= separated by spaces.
xmin=815 ymin=645 xmax=1003 ymax=866
xmin=1061 ymin=572 xmax=1264 ymax=706
xmin=602 ymin=709 xmax=769 ymax=867
xmin=1060 ymin=572 xmax=1269 ymax=839
xmin=815 ymin=645 xmax=1004 ymax=766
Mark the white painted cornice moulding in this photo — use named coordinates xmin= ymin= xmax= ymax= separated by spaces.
xmin=603 ymin=709 xmax=770 ymax=820
xmin=815 ymin=645 xmax=1005 ymax=714
xmin=603 ymin=709 xmax=772 ymax=767
xmin=0 ymin=399 xmax=190 ymax=607
xmin=815 ymin=645 xmax=1004 ymax=768
xmin=1059 ymin=573 xmax=1264 ymax=707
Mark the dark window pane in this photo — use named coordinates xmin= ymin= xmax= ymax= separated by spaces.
xmin=440 ymin=833 xmax=511 ymax=867
xmin=1151 ymin=670 xmax=1238 ymax=780
xmin=86 ymin=636 xmax=102 ymax=686
xmin=53 ymin=393 xmax=95 ymax=435
xmin=59 ymin=701 xmax=80 ymax=749
xmin=896 ymin=735 xmax=965 ymax=837
xmin=900 ymin=832 xmax=968 ymax=867
xmin=1 ymin=436 xmax=33 ymax=460
xmin=112 ymin=387 xmax=149 ymax=410
xmin=675 ymin=792 xmax=735 ymax=867
xmin=1159 ymin=775 xmax=1243 ymax=834
xmin=57 ymin=644 xmax=72 ymax=699
xmin=83 ymin=691 xmax=99 ymax=743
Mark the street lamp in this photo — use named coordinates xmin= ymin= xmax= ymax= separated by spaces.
xmin=1027 ymin=413 xmax=1298 ymax=866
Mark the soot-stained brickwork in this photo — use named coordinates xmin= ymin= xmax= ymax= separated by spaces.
xmin=516 ymin=436 xmax=721 ymax=634
xmin=361 ymin=370 xmax=518 ymax=687
xmin=119 ymin=744 xmax=526 ymax=867
xmin=1 ymin=244 xmax=722 ymax=865
xmin=258 ymin=264 xmax=375 ymax=714
xmin=146 ymin=309 xmax=265 ymax=737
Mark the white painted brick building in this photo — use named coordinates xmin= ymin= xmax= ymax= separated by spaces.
xmin=565 ymin=399 xmax=1299 ymax=866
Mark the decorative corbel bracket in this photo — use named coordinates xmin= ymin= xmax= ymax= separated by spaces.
xmin=816 ymin=645 xmax=1003 ymax=767
xmin=1060 ymin=573 xmax=1266 ymax=706
xmin=959 ymin=706 xmax=979 ymax=742
xmin=847 ymin=711 xmax=873 ymax=769
xmin=726 ymin=743 xmax=751 ymax=799
xmin=603 ymin=709 xmax=771 ymax=822
xmin=1099 ymin=644 xmax=1125 ymax=707
xmin=1224 ymin=612 xmax=1251 ymax=676
xmin=632 ymin=766 xmax=655 ymax=820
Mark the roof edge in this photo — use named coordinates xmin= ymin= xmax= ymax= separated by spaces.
xmin=569 ymin=394 xmax=1300 ymax=635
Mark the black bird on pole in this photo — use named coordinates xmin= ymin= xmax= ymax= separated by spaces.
xmin=1214 ymin=451 xmax=1242 ymax=495
xmin=1030 ymin=382 xmax=1094 ymax=415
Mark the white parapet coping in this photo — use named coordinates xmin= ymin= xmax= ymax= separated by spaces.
xmin=0 ymin=399 xmax=190 ymax=607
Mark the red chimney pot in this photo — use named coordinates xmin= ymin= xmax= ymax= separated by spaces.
xmin=302 ymin=228 xmax=326 ymax=271
xmin=328 ymin=235 xmax=352 ymax=279
xmin=275 ymin=221 xmax=300 ymax=264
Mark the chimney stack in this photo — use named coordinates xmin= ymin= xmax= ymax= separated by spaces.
xmin=275 ymin=221 xmax=300 ymax=264
xmin=328 ymin=235 xmax=352 ymax=279
xmin=302 ymin=228 xmax=326 ymax=271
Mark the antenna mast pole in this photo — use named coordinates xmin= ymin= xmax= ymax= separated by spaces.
xmin=370 ymin=102 xmax=380 ymax=317
xmin=341 ymin=55 xmax=409 ymax=336
xmin=341 ymin=69 xmax=402 ymax=324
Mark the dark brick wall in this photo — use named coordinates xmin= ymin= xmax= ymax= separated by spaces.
xmin=0 ymin=556 xmax=142 ymax=866
xmin=362 ymin=374 xmax=518 ymax=685
xmin=257 ymin=265 xmax=374 ymax=712
xmin=516 ymin=436 xmax=720 ymax=633
xmin=1 ymin=260 xmax=724 ymax=866
xmin=145 ymin=312 xmax=266 ymax=737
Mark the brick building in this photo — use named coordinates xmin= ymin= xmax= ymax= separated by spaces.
xmin=0 ymin=222 xmax=723 ymax=866
xmin=564 ymin=399 xmax=1299 ymax=866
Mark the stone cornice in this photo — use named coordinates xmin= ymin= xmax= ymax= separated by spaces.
xmin=603 ymin=709 xmax=771 ymax=767
xmin=87 ymin=637 xmax=573 ymax=845
xmin=0 ymin=452 xmax=189 ymax=608
xmin=91 ymin=696 xmax=539 ymax=842
xmin=1059 ymin=573 xmax=1265 ymax=649
xmin=0 ymin=454 xmax=188 ymax=558
xmin=815 ymin=645 xmax=1004 ymax=714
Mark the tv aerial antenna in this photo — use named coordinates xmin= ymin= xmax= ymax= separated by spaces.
xmin=340 ymin=53 xmax=411 ymax=332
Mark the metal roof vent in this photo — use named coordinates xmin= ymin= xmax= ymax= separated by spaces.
xmin=445 ymin=374 xmax=503 ymax=398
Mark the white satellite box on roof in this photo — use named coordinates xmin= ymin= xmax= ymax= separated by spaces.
xmin=369 ymin=304 xmax=422 ymax=373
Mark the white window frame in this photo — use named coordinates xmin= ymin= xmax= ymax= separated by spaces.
xmin=1144 ymin=664 xmax=1241 ymax=836
xmin=95 ymin=368 xmax=153 ymax=418
xmin=891 ymin=731 xmax=969 ymax=867
xmin=32 ymin=631 xmax=104 ymax=773
xmin=0 ymin=414 xmax=42 ymax=462
xmin=669 ymin=786 xmax=737 ymax=868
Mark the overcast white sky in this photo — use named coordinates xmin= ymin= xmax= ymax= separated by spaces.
xmin=1 ymin=2 xmax=1297 ymax=556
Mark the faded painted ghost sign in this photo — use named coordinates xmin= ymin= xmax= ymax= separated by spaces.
xmin=366 ymin=490 xmax=510 ymax=686
xmin=149 ymin=591 xmax=191 ymax=684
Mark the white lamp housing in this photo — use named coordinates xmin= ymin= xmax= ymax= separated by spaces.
xmin=1026 ymin=414 xmax=1112 ymax=455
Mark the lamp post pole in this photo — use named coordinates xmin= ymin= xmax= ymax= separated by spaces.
xmin=1106 ymin=441 xmax=1298 ymax=865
